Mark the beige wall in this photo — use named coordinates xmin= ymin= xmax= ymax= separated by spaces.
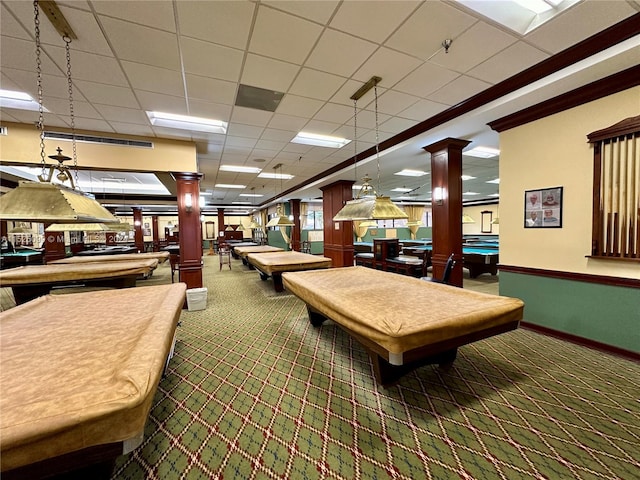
xmin=499 ymin=86 xmax=640 ymax=279
xmin=0 ymin=122 xmax=197 ymax=173
xmin=462 ymin=204 xmax=500 ymax=236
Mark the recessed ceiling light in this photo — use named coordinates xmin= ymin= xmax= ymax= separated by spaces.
xmin=219 ymin=165 xmax=262 ymax=174
xmin=232 ymin=201 xmax=251 ymax=205
xmin=291 ymin=132 xmax=350 ymax=148
xmin=258 ymin=172 xmax=294 ymax=180
xmin=461 ymin=175 xmax=477 ymax=180
xmin=239 ymin=193 xmax=264 ymax=197
xmin=486 ymin=178 xmax=500 ymax=184
xmin=391 ymin=187 xmax=412 ymax=192
xmin=147 ymin=111 xmax=227 ymax=134
xmin=215 ymin=184 xmax=246 ymax=189
xmin=464 ymin=146 xmax=500 ymax=158
xmin=394 ymin=169 xmax=428 ymax=177
xmin=0 ymin=89 xmax=47 ymax=111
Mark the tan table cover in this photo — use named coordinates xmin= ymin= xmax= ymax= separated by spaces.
xmin=247 ymin=251 xmax=332 ymax=273
xmin=233 ymin=245 xmax=284 ymax=258
xmin=0 ymin=259 xmax=158 ymax=286
xmin=0 ymin=283 xmax=187 ymax=471
xmin=282 ymin=266 xmax=524 ymax=358
xmin=49 ymin=251 xmax=170 ymax=264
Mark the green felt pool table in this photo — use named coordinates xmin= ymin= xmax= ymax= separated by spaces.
xmin=0 ymin=249 xmax=44 ymax=269
xmin=402 ymin=245 xmax=499 ymax=278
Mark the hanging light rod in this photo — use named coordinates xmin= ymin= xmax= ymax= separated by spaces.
xmin=39 ymin=1 xmax=77 ymax=39
xmin=350 ymin=76 xmax=382 ymax=101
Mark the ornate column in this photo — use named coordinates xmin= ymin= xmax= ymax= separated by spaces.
xmin=173 ymin=172 xmax=204 ymax=290
xmin=132 ymin=207 xmax=144 ymax=253
xmin=152 ymin=215 xmax=159 ymax=251
xmin=423 ymin=138 xmax=471 ymax=288
xmin=290 ymin=199 xmax=301 ymax=251
xmin=217 ymin=208 xmax=225 ymax=245
xmin=320 ymin=180 xmax=355 ymax=267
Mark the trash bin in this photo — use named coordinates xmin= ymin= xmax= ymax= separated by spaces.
xmin=186 ymin=287 xmax=208 ymax=311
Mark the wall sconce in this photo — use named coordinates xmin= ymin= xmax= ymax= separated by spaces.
xmin=184 ymin=192 xmax=193 ymax=212
xmin=433 ymin=187 xmax=446 ymax=206
xmin=134 ymin=219 xmax=141 ymax=227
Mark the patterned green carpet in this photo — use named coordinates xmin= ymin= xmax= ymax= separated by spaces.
xmin=105 ymin=256 xmax=640 ymax=479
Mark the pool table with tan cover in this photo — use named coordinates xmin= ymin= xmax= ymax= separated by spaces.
xmin=246 ymin=251 xmax=332 ymax=292
xmin=0 ymin=283 xmax=186 ymax=478
xmin=282 ymin=266 xmax=524 ymax=386
xmin=0 ymin=259 xmax=158 ymax=305
xmin=49 ymin=251 xmax=170 ymax=265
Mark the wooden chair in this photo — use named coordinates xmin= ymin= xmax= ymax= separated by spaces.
xmin=301 ymin=240 xmax=311 ymax=254
xmin=219 ymin=246 xmax=232 ymax=271
xmin=169 ymin=254 xmax=180 ymax=283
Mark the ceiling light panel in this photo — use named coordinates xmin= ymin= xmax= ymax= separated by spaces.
xmin=291 ymin=132 xmax=351 ymax=148
xmin=465 ymin=146 xmax=501 ymax=158
xmin=147 ymin=111 xmax=227 ymax=134
xmin=258 ymin=172 xmax=294 ymax=180
xmin=219 ymin=165 xmax=262 ymax=173
xmin=215 ymin=184 xmax=246 ymax=189
xmin=394 ymin=169 xmax=428 ymax=177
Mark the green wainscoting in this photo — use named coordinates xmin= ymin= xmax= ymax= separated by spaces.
xmin=499 ymin=271 xmax=639 ymax=354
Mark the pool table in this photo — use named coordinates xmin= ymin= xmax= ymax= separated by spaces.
xmin=246 ymin=251 xmax=332 ymax=292
xmin=0 ymin=283 xmax=186 ymax=478
xmin=77 ymin=246 xmax=137 ymax=256
xmin=0 ymin=259 xmax=158 ymax=305
xmin=234 ymin=245 xmax=284 ymax=267
xmin=49 ymin=251 xmax=170 ymax=265
xmin=401 ymin=245 xmax=499 ymax=278
xmin=282 ymin=267 xmax=523 ymax=386
xmin=0 ymin=249 xmax=44 ymax=269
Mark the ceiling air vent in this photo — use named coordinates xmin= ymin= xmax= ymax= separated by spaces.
xmin=44 ymin=131 xmax=153 ymax=148
xmin=235 ymin=84 xmax=284 ymax=112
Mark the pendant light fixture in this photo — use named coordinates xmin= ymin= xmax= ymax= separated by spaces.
xmin=0 ymin=1 xmax=117 ymax=225
xmin=333 ymin=76 xmax=408 ymax=222
xmin=266 ymin=164 xmax=295 ymax=227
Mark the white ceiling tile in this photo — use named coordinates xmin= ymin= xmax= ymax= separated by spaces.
xmin=379 ymin=116 xmax=418 ymax=134
xmin=275 ymin=95 xmax=324 ymax=118
xmin=312 ymin=102 xmax=355 ymax=125
xmin=427 ymin=75 xmax=492 ymax=106
xmin=121 ymin=61 xmax=184 ymax=96
xmin=70 ymin=117 xmax=115 ymax=132
xmin=394 ymin=62 xmax=460 ymax=98
xmin=225 ymin=136 xmax=258 ymax=148
xmin=186 ymin=75 xmax=237 ymax=105
xmin=267 ymin=113 xmax=308 ymax=132
xmin=1 ymin=3 xmax=31 ymax=40
xmin=177 ymin=1 xmax=255 ymax=49
xmin=1 ymin=37 xmax=62 ymax=78
xmin=249 ymin=6 xmax=323 ymax=64
xmin=98 ymin=16 xmax=180 ymax=69
xmin=187 ymin=100 xmax=233 ymax=123
xmin=525 ymin=1 xmax=638 ymax=54
xmin=398 ymin=99 xmax=449 ymax=121
xmin=261 ymin=1 xmax=340 ymax=24
xmin=227 ymin=124 xmax=265 ymax=139
xmin=467 ymin=41 xmax=549 ymax=84
xmin=181 ymin=37 xmax=244 ymax=82
xmin=230 ymin=106 xmax=274 ymax=127
xmin=376 ymin=90 xmax=420 ymax=116
xmin=60 ymin=49 xmax=128 ymax=86
xmin=300 ymin=119 xmax=342 ymax=136
xmin=108 ymin=122 xmax=155 ymax=137
xmin=259 ymin=129 xmax=297 ymax=143
xmin=330 ymin=1 xmax=420 ymax=43
xmin=288 ymin=68 xmax=347 ymax=101
xmin=73 ymin=81 xmax=139 ymax=108
xmin=352 ymin=47 xmax=423 ymax=89
xmin=241 ymin=54 xmax=300 ymax=92
xmin=135 ymin=91 xmax=186 ymax=114
xmin=430 ymin=21 xmax=518 ymax=73
xmin=306 ymin=29 xmax=378 ymax=78
xmin=93 ymin=104 xmax=149 ymax=124
xmin=54 ymin=7 xmax=115 ymax=56
xmin=92 ymin=0 xmax=176 ymax=32
xmin=385 ymin=1 xmax=477 ymax=60
xmin=41 ymin=97 xmax=101 ymax=119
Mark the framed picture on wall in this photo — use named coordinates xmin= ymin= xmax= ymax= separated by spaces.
xmin=524 ymin=186 xmax=562 ymax=228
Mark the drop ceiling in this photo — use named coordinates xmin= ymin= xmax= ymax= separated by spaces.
xmin=1 ymin=0 xmax=639 ymax=214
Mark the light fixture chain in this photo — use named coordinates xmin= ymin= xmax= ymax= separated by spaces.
xmin=353 ymin=99 xmax=358 ymax=189
xmin=64 ymin=36 xmax=78 ymax=189
xmin=34 ymin=0 xmax=46 ymax=175
xmin=374 ymin=82 xmax=381 ymax=192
